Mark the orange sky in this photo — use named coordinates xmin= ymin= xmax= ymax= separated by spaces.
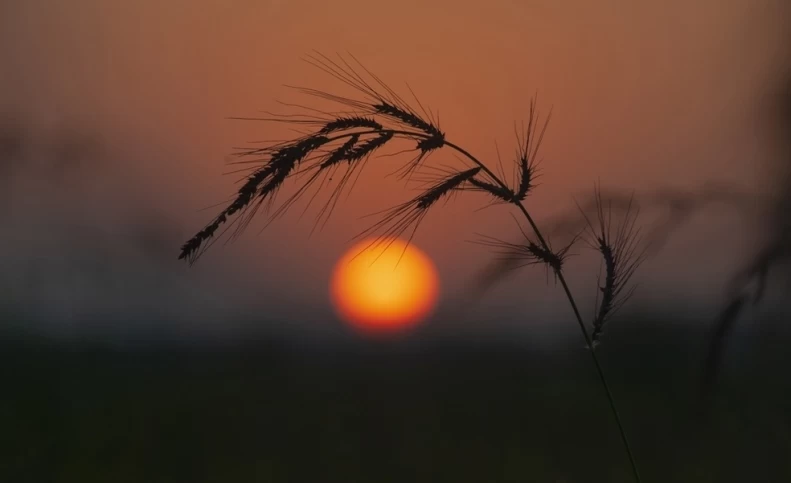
xmin=1 ymin=0 xmax=788 ymax=337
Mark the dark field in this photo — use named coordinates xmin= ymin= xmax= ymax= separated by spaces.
xmin=2 ymin=314 xmax=790 ymax=483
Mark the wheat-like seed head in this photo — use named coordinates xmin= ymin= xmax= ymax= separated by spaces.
xmin=469 ymin=177 xmax=518 ymax=203
xmin=514 ymin=98 xmax=550 ymax=201
xmin=319 ymin=135 xmax=360 ymax=169
xmin=179 ymin=53 xmax=468 ymax=264
xmin=178 ymin=135 xmax=330 ymax=263
xmin=354 ymin=167 xmax=482 ymax=250
xmin=579 ymin=186 xmax=646 ymax=347
xmin=318 ymin=116 xmax=383 ymax=134
xmin=373 ymin=102 xmax=442 ymax=138
xmin=472 ymin=215 xmax=578 ymax=283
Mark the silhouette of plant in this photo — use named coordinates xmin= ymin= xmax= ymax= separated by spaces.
xmin=493 ymin=178 xmax=789 ymax=399
xmin=179 ymin=52 xmax=646 ymax=482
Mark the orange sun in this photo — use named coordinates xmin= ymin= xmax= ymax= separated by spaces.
xmin=330 ymin=238 xmax=439 ymax=334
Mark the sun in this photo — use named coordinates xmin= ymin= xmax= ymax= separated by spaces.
xmin=330 ymin=238 xmax=439 ymax=334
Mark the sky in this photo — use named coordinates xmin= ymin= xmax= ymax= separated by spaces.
xmin=1 ymin=0 xmax=789 ymax=341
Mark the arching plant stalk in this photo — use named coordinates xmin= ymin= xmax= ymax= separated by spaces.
xmin=179 ymin=52 xmax=645 ymax=482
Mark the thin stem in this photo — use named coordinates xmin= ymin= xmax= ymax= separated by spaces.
xmin=517 ymin=204 xmax=642 ymax=483
xmin=237 ymin=109 xmax=642 ymax=480
xmin=442 ymin=138 xmax=643 ymax=483
xmin=226 ymin=122 xmax=641 ymax=479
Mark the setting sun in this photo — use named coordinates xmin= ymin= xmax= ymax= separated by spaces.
xmin=330 ymin=238 xmax=439 ymax=334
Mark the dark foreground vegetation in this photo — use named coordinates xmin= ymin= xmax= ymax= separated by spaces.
xmin=1 ymin=311 xmax=789 ymax=483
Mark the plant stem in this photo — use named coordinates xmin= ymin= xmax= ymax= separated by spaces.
xmin=442 ymin=139 xmax=643 ymax=483
xmin=516 ymin=204 xmax=643 ymax=483
xmin=309 ymin=129 xmax=641 ymax=480
xmin=225 ymin=122 xmax=641 ymax=479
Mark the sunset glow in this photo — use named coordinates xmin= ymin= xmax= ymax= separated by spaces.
xmin=330 ymin=238 xmax=439 ymax=334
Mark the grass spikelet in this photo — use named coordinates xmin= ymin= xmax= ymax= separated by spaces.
xmin=514 ymin=98 xmax=550 ymax=200
xmin=469 ymin=177 xmax=518 ymax=203
xmin=266 ymin=131 xmax=397 ymax=233
xmin=473 ymin=216 xmax=577 ymax=280
xmin=416 ymin=167 xmax=480 ymax=208
xmin=266 ymin=134 xmax=363 ymax=227
xmin=344 ymin=130 xmax=394 ymax=162
xmin=579 ymin=186 xmax=646 ymax=347
xmin=318 ymin=116 xmax=383 ymax=134
xmin=309 ymin=131 xmax=395 ymax=230
xmin=263 ymin=52 xmax=449 ymax=182
xmin=320 ymin=135 xmax=361 ymax=168
xmin=294 ymin=52 xmax=443 ymax=139
xmin=178 ymin=135 xmax=330 ymax=263
xmin=356 ymin=167 xmax=481 ymax=247
xmin=373 ymin=101 xmax=445 ymax=179
xmin=373 ymin=101 xmax=443 ymax=138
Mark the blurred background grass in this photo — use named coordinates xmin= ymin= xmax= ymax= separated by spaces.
xmin=2 ymin=310 xmax=789 ymax=483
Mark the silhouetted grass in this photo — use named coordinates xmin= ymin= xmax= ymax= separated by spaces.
xmin=180 ymin=52 xmax=650 ymax=480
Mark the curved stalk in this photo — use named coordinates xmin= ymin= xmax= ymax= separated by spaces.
xmin=226 ymin=126 xmax=642 ymax=481
xmin=441 ymin=138 xmax=642 ymax=482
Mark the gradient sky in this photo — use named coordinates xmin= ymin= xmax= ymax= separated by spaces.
xmin=1 ymin=0 xmax=788 ymax=340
